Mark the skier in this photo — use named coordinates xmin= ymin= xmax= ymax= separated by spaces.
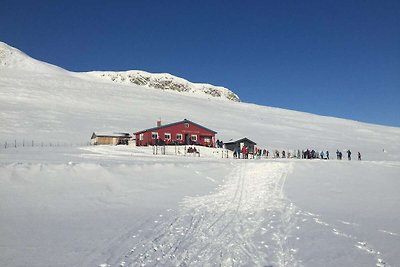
xmin=358 ymin=152 xmax=361 ymax=161
xmin=326 ymin=150 xmax=330 ymax=160
xmin=347 ymin=149 xmax=352 ymax=160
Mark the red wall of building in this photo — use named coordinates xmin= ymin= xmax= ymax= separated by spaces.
xmin=136 ymin=121 xmax=215 ymax=147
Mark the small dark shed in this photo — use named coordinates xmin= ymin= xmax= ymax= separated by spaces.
xmin=224 ymin=137 xmax=257 ymax=153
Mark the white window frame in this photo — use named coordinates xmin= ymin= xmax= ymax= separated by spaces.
xmin=204 ymin=136 xmax=211 ymax=143
xmin=184 ymin=123 xmax=189 ymax=128
xmin=139 ymin=133 xmax=144 ymax=141
xmin=191 ymin=135 xmax=197 ymax=141
xmin=151 ymin=132 xmax=158 ymax=139
xmin=164 ymin=133 xmax=171 ymax=140
xmin=176 ymin=133 xmax=183 ymax=140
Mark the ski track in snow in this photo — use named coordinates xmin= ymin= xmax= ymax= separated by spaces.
xmin=91 ymin=160 xmax=395 ymax=267
xmin=104 ymin=161 xmax=300 ymax=267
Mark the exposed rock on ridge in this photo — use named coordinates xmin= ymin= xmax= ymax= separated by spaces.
xmin=86 ymin=70 xmax=240 ymax=102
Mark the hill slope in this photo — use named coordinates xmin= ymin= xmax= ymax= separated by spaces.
xmin=1 ymin=42 xmax=399 ymax=160
xmin=0 ymin=41 xmax=67 ymax=74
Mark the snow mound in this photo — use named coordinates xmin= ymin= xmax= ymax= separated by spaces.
xmin=85 ymin=70 xmax=240 ymax=102
xmin=0 ymin=41 xmax=67 ymax=74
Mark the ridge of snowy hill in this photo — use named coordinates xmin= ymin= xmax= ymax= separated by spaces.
xmin=0 ymin=41 xmax=67 ymax=74
xmin=0 ymin=41 xmax=240 ymax=102
xmin=84 ymin=70 xmax=240 ymax=102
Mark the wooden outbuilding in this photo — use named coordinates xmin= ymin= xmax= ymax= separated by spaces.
xmin=134 ymin=119 xmax=217 ymax=147
xmin=91 ymin=132 xmax=131 ymax=145
xmin=224 ymin=137 xmax=257 ymax=153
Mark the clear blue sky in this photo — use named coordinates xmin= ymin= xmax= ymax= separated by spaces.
xmin=1 ymin=0 xmax=399 ymax=127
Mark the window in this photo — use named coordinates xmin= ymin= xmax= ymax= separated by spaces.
xmin=151 ymin=132 xmax=158 ymax=139
xmin=176 ymin=134 xmax=182 ymax=140
xmin=184 ymin=123 xmax=189 ymax=128
xmin=164 ymin=133 xmax=171 ymax=140
xmin=191 ymin=135 xmax=197 ymax=141
xmin=139 ymin=134 xmax=144 ymax=141
xmin=204 ymin=137 xmax=211 ymax=143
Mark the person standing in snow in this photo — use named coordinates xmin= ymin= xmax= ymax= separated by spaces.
xmin=236 ymin=147 xmax=241 ymax=159
xmin=358 ymin=152 xmax=361 ymax=160
xmin=241 ymin=146 xmax=248 ymax=159
xmin=326 ymin=151 xmax=330 ymax=160
xmin=320 ymin=151 xmax=325 ymax=159
xmin=347 ymin=149 xmax=352 ymax=160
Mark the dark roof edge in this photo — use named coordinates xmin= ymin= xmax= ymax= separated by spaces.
xmin=224 ymin=137 xmax=257 ymax=145
xmin=134 ymin=119 xmax=217 ymax=134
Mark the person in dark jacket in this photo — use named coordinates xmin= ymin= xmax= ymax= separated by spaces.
xmin=347 ymin=150 xmax=352 ymax=160
xmin=358 ymin=152 xmax=361 ymax=161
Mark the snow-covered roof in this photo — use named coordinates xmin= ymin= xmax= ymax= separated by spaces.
xmin=91 ymin=132 xmax=131 ymax=139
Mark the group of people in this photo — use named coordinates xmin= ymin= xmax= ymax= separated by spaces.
xmin=187 ymin=146 xmax=199 ymax=154
xmin=232 ymin=147 xmax=362 ymax=161
xmin=336 ymin=149 xmax=362 ymax=160
xmin=216 ymin=139 xmax=224 ymax=148
xmin=233 ymin=145 xmax=250 ymax=159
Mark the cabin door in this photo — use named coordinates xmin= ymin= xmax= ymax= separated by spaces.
xmin=185 ymin=134 xmax=190 ymax=145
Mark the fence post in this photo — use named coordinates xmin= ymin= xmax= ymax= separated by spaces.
xmin=4 ymin=142 xmax=7 ymax=149
xmin=14 ymin=139 xmax=16 ymax=148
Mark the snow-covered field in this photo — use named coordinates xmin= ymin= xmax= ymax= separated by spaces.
xmin=1 ymin=42 xmax=400 ymax=266
xmin=1 ymin=146 xmax=399 ymax=266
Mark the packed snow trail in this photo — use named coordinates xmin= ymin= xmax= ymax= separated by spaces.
xmin=113 ymin=161 xmax=300 ymax=267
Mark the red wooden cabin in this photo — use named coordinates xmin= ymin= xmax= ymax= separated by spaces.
xmin=135 ymin=119 xmax=217 ymax=147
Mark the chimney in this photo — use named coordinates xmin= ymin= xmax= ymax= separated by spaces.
xmin=157 ymin=120 xmax=162 ymax=127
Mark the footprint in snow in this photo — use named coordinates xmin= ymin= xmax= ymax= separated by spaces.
xmin=355 ymin=241 xmax=377 ymax=254
xmin=313 ymin=217 xmax=330 ymax=227
xmin=379 ymin=229 xmax=399 ymax=237
xmin=338 ymin=220 xmax=359 ymax=227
